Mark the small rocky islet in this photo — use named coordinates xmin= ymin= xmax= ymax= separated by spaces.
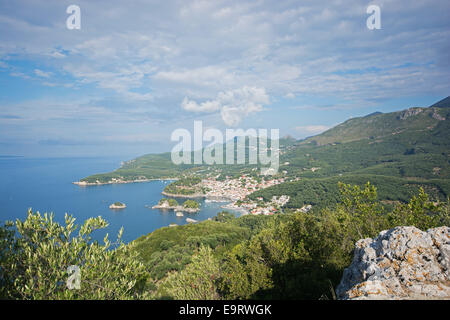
xmin=109 ymin=201 xmax=126 ymax=209
xmin=151 ymin=198 xmax=200 ymax=213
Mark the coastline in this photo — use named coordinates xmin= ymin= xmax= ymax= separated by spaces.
xmin=161 ymin=190 xmax=206 ymax=199
xmin=220 ymin=203 xmax=249 ymax=215
xmin=4 ymin=157 xmax=234 ymax=244
xmin=151 ymin=204 xmax=200 ymax=213
xmin=73 ymin=178 xmax=177 ymax=186
xmin=162 ymin=192 xmax=250 ymax=215
xmin=74 ymin=175 xmax=249 ymax=216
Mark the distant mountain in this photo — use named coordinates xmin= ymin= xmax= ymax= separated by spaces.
xmin=300 ymin=98 xmax=449 ymax=146
xmin=430 ymin=96 xmax=450 ymax=108
xmin=79 ymin=96 xmax=450 ymax=203
xmin=365 ymin=111 xmax=383 ymax=117
xmin=261 ymin=96 xmax=450 ymax=205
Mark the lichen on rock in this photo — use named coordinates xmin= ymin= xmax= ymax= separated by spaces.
xmin=336 ymin=226 xmax=450 ymax=300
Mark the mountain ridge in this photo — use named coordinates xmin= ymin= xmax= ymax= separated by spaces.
xmin=78 ymin=96 xmax=450 ymax=205
xmin=300 ymin=97 xmax=449 ymax=146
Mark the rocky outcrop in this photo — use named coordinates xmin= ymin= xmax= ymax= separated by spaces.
xmin=336 ymin=226 xmax=450 ymax=300
xmin=397 ymin=107 xmax=424 ymax=120
xmin=109 ymin=202 xmax=126 ymax=209
xmin=430 ymin=108 xmax=446 ymax=121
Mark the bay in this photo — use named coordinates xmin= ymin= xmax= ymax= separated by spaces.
xmin=0 ymin=156 xmax=233 ymax=243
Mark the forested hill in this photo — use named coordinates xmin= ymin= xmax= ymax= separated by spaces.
xmin=79 ymin=96 xmax=450 ymax=204
xmin=280 ymin=96 xmax=450 ymax=179
xmin=300 ymin=96 xmax=450 ymax=146
xmin=261 ymin=96 xmax=450 ymax=206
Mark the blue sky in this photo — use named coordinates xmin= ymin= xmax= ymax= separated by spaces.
xmin=0 ymin=0 xmax=449 ymax=158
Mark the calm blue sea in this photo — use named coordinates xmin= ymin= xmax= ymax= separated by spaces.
xmin=0 ymin=156 xmax=233 ymax=243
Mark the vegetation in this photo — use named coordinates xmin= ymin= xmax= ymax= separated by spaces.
xmin=211 ymin=211 xmax=236 ymax=223
xmin=113 ymin=202 xmax=125 ymax=207
xmin=0 ymin=210 xmax=148 ymax=299
xmin=156 ymin=246 xmax=221 ymax=300
xmin=157 ymin=198 xmax=179 ymax=207
xmin=3 ymin=97 xmax=449 ymax=300
xmin=130 ymin=183 xmax=448 ymax=300
xmin=183 ymin=200 xmax=199 ymax=209
xmin=81 ymin=97 xmax=450 ymax=213
xmin=164 ymin=177 xmax=204 ymax=196
xmin=80 ymin=153 xmax=194 ymax=183
xmin=248 ymin=174 xmax=450 ymax=210
xmin=1 ymin=183 xmax=449 ymax=300
xmin=130 ymin=219 xmax=251 ymax=282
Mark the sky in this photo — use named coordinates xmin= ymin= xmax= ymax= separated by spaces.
xmin=0 ymin=0 xmax=449 ymax=158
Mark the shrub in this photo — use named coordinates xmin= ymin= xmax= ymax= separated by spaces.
xmin=156 ymin=246 xmax=221 ymax=300
xmin=0 ymin=210 xmax=149 ymax=300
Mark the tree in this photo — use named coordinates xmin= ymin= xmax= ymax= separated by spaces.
xmin=183 ymin=200 xmax=199 ymax=209
xmin=0 ymin=210 xmax=149 ymax=300
xmin=338 ymin=181 xmax=387 ymax=239
xmin=388 ymin=188 xmax=449 ymax=230
xmin=157 ymin=246 xmax=221 ymax=300
xmin=212 ymin=211 xmax=235 ymax=223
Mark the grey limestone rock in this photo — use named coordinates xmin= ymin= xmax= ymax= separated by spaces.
xmin=336 ymin=226 xmax=450 ymax=300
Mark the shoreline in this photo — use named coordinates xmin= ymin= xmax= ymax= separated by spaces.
xmin=161 ymin=191 xmax=206 ymax=199
xmin=151 ymin=204 xmax=200 ymax=213
xmin=75 ymin=175 xmax=249 ymax=216
xmin=220 ymin=203 xmax=249 ymax=215
xmin=73 ymin=178 xmax=177 ymax=186
xmin=162 ymin=192 xmax=249 ymax=215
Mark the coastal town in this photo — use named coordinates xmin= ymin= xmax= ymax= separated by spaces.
xmin=201 ymin=174 xmax=291 ymax=216
xmin=77 ymin=171 xmax=306 ymax=217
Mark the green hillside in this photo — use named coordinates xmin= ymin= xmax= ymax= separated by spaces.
xmin=300 ymin=96 xmax=449 ymax=146
xmin=130 ymin=218 xmax=257 ymax=280
xmin=81 ymin=153 xmax=194 ymax=183
xmin=247 ymin=174 xmax=450 ymax=210
xmin=79 ymin=97 xmax=450 ymax=205
xmin=80 ymin=137 xmax=289 ymax=183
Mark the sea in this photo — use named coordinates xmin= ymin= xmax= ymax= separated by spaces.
xmin=0 ymin=156 xmax=236 ymax=243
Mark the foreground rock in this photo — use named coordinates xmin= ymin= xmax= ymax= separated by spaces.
xmin=337 ymin=226 xmax=450 ymax=300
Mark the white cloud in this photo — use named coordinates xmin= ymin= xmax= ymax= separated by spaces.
xmin=182 ymin=86 xmax=270 ymax=126
xmin=155 ymin=66 xmax=235 ymax=90
xmin=2 ymin=0 xmax=448 ymax=104
xmin=63 ymin=62 xmax=154 ymax=101
xmin=0 ymin=0 xmax=450 ymax=156
xmin=10 ymin=71 xmax=31 ymax=79
xmin=181 ymin=97 xmax=221 ymax=112
xmin=34 ymin=69 xmax=52 ymax=78
xmin=48 ymin=51 xmax=66 ymax=59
